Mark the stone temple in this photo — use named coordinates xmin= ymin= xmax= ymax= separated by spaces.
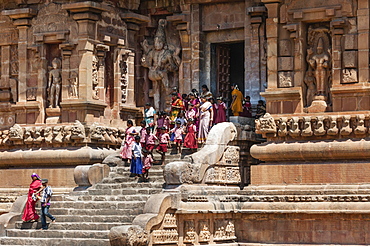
xmin=0 ymin=0 xmax=369 ymax=245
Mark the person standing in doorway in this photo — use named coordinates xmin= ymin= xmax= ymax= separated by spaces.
xmin=230 ymin=84 xmax=243 ymax=116
xmin=40 ymin=179 xmax=56 ymax=230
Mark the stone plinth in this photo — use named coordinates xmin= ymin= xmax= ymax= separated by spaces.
xmin=251 ymin=162 xmax=370 ymax=185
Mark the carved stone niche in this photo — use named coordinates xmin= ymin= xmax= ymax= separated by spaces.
xmin=32 ymin=3 xmax=78 ymax=43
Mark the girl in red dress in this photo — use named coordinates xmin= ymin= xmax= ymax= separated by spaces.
xmin=22 ymin=173 xmax=43 ymax=222
xmin=215 ymin=97 xmax=227 ymax=124
xmin=184 ymin=118 xmax=198 ymax=152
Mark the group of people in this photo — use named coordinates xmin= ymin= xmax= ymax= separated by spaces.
xmin=22 ymin=173 xmax=55 ymax=230
xmin=120 ymin=85 xmax=266 ymax=181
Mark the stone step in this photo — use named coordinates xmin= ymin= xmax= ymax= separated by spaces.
xmin=0 ymin=237 xmax=110 ymax=246
xmin=88 ymin=187 xmax=161 ymax=195
xmin=51 ymin=200 xmax=146 ymax=209
xmin=6 ymin=229 xmax=109 ymax=239
xmin=15 ymin=221 xmax=125 ymax=230
xmin=77 ymin=194 xmax=152 ymax=202
xmin=50 ymin=207 xmax=143 ymax=216
xmin=93 ymin=182 xmax=164 ymax=190
xmin=41 ymin=214 xmax=135 ymax=223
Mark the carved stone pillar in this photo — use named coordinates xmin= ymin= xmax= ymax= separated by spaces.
xmin=60 ymin=43 xmax=75 ymax=101
xmin=247 ymin=5 xmax=267 ymax=101
xmin=3 ymin=9 xmax=36 ymax=103
xmin=167 ymin=14 xmax=190 ymax=94
xmin=96 ymin=44 xmax=109 ymax=101
xmin=121 ymin=13 xmax=150 ymax=106
xmin=261 ymin=0 xmax=281 ymax=89
xmin=331 ymin=18 xmax=345 ymax=87
xmin=357 ymin=1 xmax=370 ymax=84
xmin=190 ymin=4 xmax=204 ymax=90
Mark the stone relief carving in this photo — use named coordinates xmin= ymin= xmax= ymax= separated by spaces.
xmin=255 ymin=113 xmax=370 ymax=141
xmin=10 ymin=44 xmax=18 ymax=77
xmin=340 ymin=115 xmax=352 ymax=136
xmin=92 ymin=55 xmax=99 ymax=100
xmin=354 ymin=114 xmax=367 ymax=135
xmin=214 ymin=220 xmax=236 ymax=241
xmin=48 ymin=58 xmax=62 ymax=108
xmin=301 ymin=116 xmax=313 ymax=137
xmin=163 ymin=213 xmax=177 ymax=228
xmin=24 ymin=127 xmax=33 ymax=144
xmin=68 ymin=71 xmax=78 ymax=98
xmin=184 ymin=221 xmax=196 ymax=243
xmin=288 ymin=117 xmax=301 ymax=137
xmin=342 ymin=68 xmax=357 ymax=83
xmin=26 ymin=88 xmax=37 ymax=101
xmin=327 ymin=116 xmax=339 ymax=136
xmin=34 ymin=127 xmax=43 ymax=143
xmin=119 ymin=53 xmax=129 ymax=103
xmin=314 ymin=116 xmax=326 ymax=136
xmin=220 ymin=146 xmax=239 ymax=165
xmin=278 ymin=71 xmax=293 ymax=88
xmin=63 ymin=126 xmax=72 ymax=143
xmin=198 ymin=221 xmax=211 ymax=242
xmin=71 ymin=120 xmax=86 ymax=140
xmin=255 ymin=113 xmax=277 ymax=137
xmin=305 ymin=25 xmax=332 ymax=107
xmin=53 ymin=126 xmax=64 ymax=143
xmin=90 ymin=122 xmax=104 ymax=141
xmin=141 ymin=19 xmax=181 ymax=110
xmin=9 ymin=124 xmax=23 ymax=140
xmin=152 ymin=229 xmax=178 ymax=244
xmin=278 ymin=117 xmax=288 ymax=137
xmin=32 ymin=3 xmax=78 ymax=42
xmin=44 ymin=126 xmax=53 ymax=144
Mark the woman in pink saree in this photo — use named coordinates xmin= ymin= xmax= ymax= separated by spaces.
xmin=22 ymin=173 xmax=43 ymax=222
xmin=120 ymin=120 xmax=137 ymax=161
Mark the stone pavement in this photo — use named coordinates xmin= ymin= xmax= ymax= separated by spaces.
xmin=0 ymin=163 xmax=167 ymax=246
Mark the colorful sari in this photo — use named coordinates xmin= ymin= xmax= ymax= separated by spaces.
xmin=170 ymin=98 xmax=184 ymax=121
xmin=120 ymin=126 xmax=136 ymax=160
xmin=198 ymin=101 xmax=212 ymax=144
xmin=22 ymin=178 xmax=42 ymax=222
xmin=231 ymin=89 xmax=243 ymax=116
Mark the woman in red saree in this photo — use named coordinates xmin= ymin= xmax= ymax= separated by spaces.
xmin=22 ymin=173 xmax=43 ymax=222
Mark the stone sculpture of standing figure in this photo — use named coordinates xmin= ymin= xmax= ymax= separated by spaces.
xmin=48 ymin=58 xmax=62 ymax=108
xmin=141 ymin=19 xmax=181 ymax=110
xmin=307 ymin=38 xmax=330 ymax=99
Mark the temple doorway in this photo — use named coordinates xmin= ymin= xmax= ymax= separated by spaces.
xmin=211 ymin=42 xmax=245 ymax=108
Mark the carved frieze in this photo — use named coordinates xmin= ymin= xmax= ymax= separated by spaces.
xmin=152 ymin=229 xmax=178 ymax=244
xmin=198 ymin=220 xmax=211 ymax=242
xmin=214 ymin=220 xmax=236 ymax=241
xmin=255 ymin=113 xmax=370 ymax=141
xmin=183 ymin=220 xmax=196 ymax=243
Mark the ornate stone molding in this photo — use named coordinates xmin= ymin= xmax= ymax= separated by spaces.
xmin=0 ymin=120 xmax=124 ymax=148
xmin=255 ymin=113 xmax=370 ymax=140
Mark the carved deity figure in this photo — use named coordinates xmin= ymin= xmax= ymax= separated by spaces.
xmin=307 ymin=37 xmax=330 ymax=100
xmin=68 ymin=71 xmax=78 ymax=98
xmin=141 ymin=19 xmax=181 ymax=110
xmin=48 ymin=58 xmax=62 ymax=108
xmin=304 ymin=70 xmax=316 ymax=107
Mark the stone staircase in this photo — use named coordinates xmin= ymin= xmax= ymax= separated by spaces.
xmin=0 ymin=164 xmax=166 ymax=246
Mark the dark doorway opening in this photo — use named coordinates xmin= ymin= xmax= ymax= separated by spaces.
xmin=211 ymin=42 xmax=244 ymax=108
